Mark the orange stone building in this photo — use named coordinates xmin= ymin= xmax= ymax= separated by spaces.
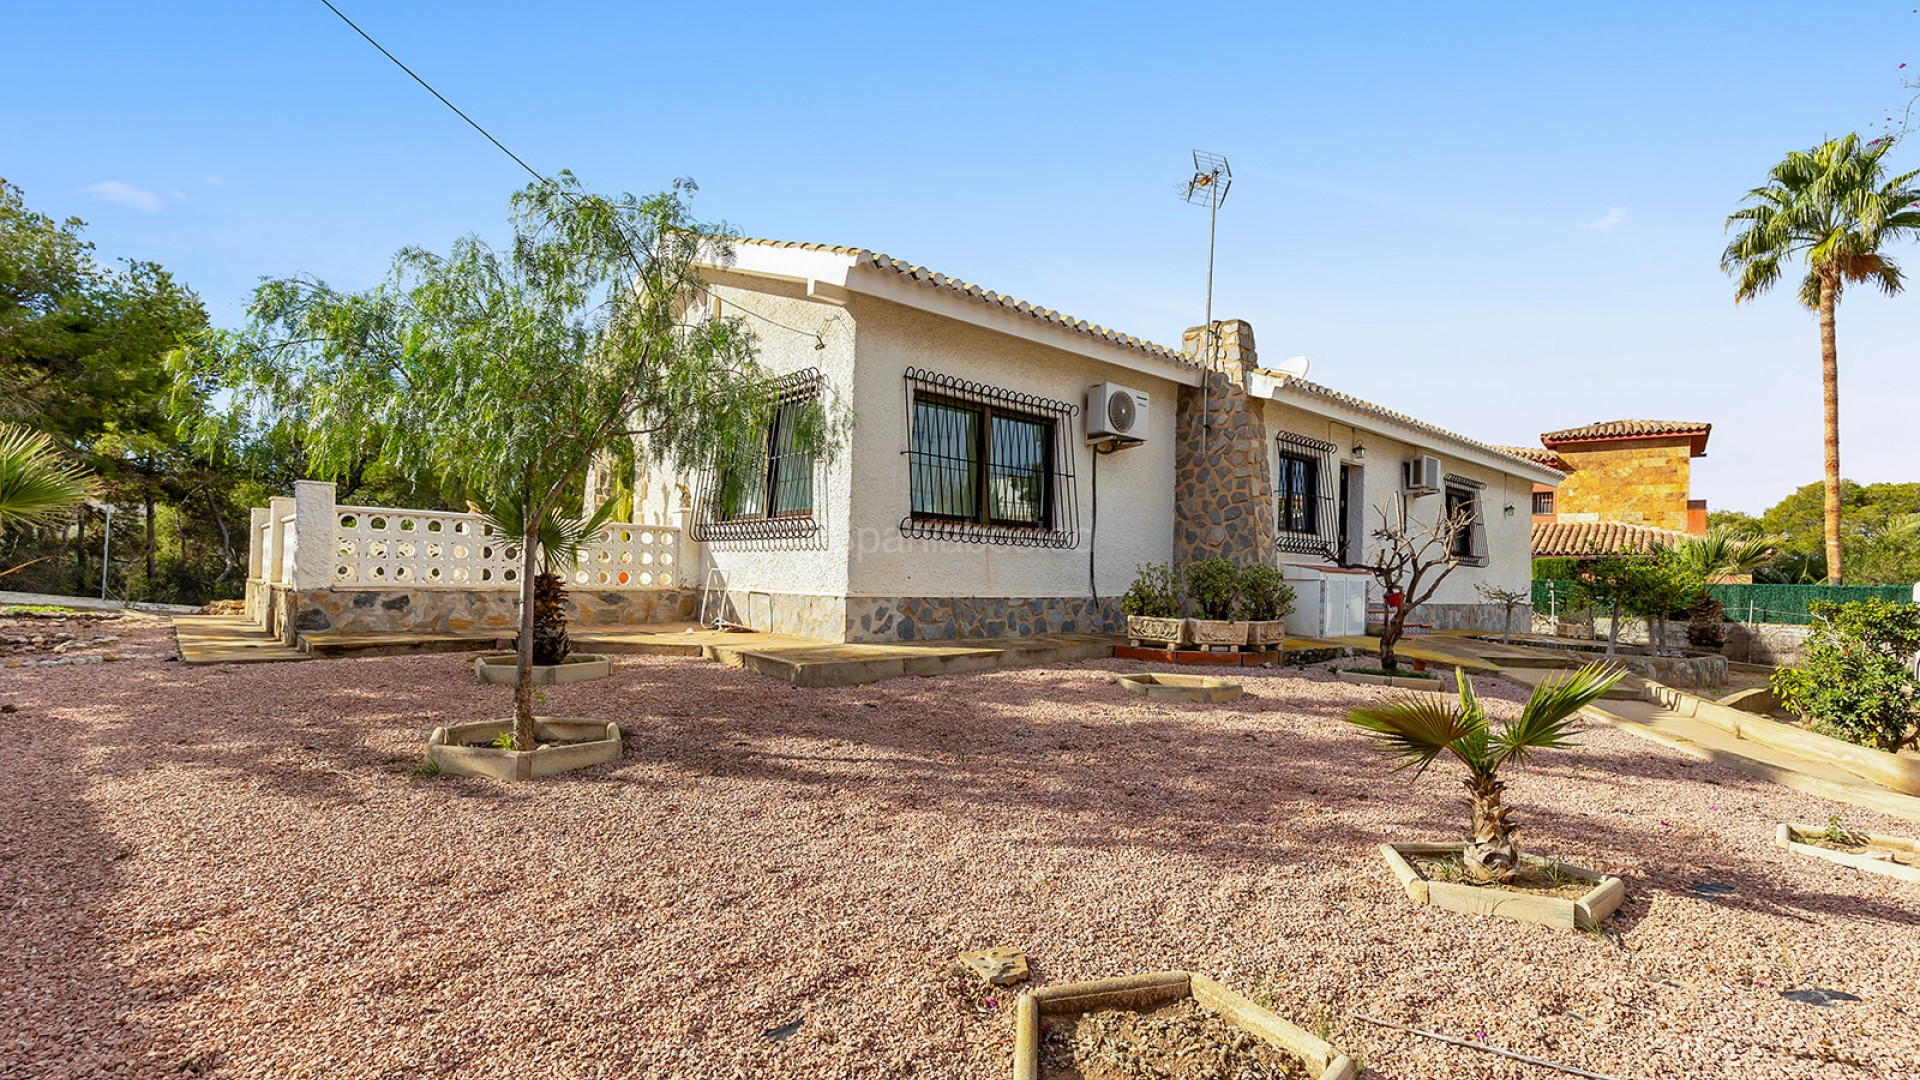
xmin=1499 ymin=420 xmax=1711 ymax=558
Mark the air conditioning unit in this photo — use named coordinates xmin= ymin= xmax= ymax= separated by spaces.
xmin=1087 ymin=382 xmax=1149 ymax=442
xmin=1404 ymin=454 xmax=1444 ymax=494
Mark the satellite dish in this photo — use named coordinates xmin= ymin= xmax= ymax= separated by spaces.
xmin=1275 ymin=355 xmax=1311 ymax=378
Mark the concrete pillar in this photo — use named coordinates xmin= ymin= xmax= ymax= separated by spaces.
xmin=1172 ymin=320 xmax=1276 ymax=566
xmin=267 ymin=496 xmax=294 ymax=584
xmin=291 ymin=480 xmax=337 ymax=590
xmin=247 ymin=506 xmax=269 ymax=581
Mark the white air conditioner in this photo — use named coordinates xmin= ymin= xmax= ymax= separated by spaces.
xmin=1086 ymin=382 xmax=1149 ymax=442
xmin=1404 ymin=454 xmax=1444 ymax=494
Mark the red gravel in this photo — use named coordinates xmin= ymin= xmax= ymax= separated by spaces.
xmin=3 ymin=618 xmax=1918 ymax=1079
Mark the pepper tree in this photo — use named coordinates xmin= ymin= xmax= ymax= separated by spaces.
xmin=174 ymin=173 xmax=825 ymax=750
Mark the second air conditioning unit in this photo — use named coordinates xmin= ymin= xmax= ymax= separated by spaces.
xmin=1404 ymin=453 xmax=1444 ymax=494
xmin=1087 ymin=382 xmax=1149 ymax=443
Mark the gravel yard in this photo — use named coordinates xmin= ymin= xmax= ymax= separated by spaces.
xmin=4 ymin=615 xmax=1918 ymax=1079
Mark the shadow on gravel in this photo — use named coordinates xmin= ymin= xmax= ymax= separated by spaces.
xmin=0 ymin=711 xmax=199 ymax=1077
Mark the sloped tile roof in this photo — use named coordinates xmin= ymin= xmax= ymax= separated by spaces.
xmin=1272 ymin=376 xmax=1567 ymax=478
xmin=1531 ymin=520 xmax=1691 ymax=557
xmin=1541 ymin=419 xmax=1712 ymax=443
xmin=729 ymin=238 xmax=1560 ymax=479
xmin=1493 ymin=445 xmax=1568 ymax=470
xmin=733 ymin=238 xmax=1197 ymax=367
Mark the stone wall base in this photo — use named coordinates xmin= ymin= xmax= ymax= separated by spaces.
xmin=703 ymin=589 xmax=848 ymax=642
xmin=846 ymin=595 xmax=1123 ymax=643
xmin=260 ymin=585 xmax=696 ymax=645
xmin=1407 ymin=602 xmax=1533 ymax=634
xmin=1722 ymin=622 xmax=1809 ymax=667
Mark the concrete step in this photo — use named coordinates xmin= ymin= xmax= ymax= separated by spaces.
xmin=298 ymin=630 xmax=505 ymax=658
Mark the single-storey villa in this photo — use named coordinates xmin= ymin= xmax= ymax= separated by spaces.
xmin=244 ymin=239 xmax=1563 ymax=647
xmin=609 ymin=239 xmax=1563 ymax=642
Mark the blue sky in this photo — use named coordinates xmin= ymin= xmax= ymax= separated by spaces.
xmin=7 ymin=2 xmax=1917 ymax=513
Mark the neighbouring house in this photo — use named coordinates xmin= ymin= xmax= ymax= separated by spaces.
xmin=1500 ymin=419 xmax=1711 ymax=560
xmin=243 ymin=239 xmax=1562 ymax=647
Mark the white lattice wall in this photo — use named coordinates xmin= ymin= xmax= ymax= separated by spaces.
xmin=331 ymin=506 xmax=677 ymax=589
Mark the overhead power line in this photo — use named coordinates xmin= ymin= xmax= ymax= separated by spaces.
xmin=313 ymin=1 xmax=825 ymax=348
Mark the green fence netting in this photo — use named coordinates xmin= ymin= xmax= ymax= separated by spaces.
xmin=1530 ymin=580 xmax=1916 ymax=626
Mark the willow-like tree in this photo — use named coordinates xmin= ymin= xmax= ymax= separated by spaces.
xmin=1723 ymin=134 xmax=1920 ymax=585
xmin=174 ymin=174 xmax=828 ymax=749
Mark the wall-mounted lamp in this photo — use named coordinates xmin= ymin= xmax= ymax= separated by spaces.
xmin=1351 ymin=443 xmax=1366 ymax=461
xmin=1504 ymin=504 xmax=1517 ymax=517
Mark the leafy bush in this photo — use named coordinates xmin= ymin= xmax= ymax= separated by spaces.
xmin=1118 ymin=562 xmax=1183 ymax=619
xmin=1185 ymin=557 xmax=1242 ymax=620
xmin=1771 ymin=599 xmax=1920 ymax=752
xmin=1532 ymin=557 xmax=1579 ymax=581
xmin=1235 ymin=563 xmax=1296 ymax=621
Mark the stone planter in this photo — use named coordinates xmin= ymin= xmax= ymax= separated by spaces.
xmin=474 ymin=653 xmax=611 ymax=686
xmin=1244 ymin=619 xmax=1288 ymax=649
xmin=1114 ymin=673 xmax=1244 ymax=703
xmin=1379 ymin=842 xmax=1625 ymax=931
xmin=1188 ymin=618 xmax=1248 ymax=650
xmin=1776 ymin=823 xmax=1920 ymax=884
xmin=1012 ymin=971 xmax=1356 ymax=1080
xmin=426 ymin=717 xmax=623 ymax=781
xmin=1337 ymin=668 xmax=1443 ymax=691
xmin=1125 ymin=615 xmax=1188 ymax=648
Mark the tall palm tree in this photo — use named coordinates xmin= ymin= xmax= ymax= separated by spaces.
xmin=1723 ymin=134 xmax=1920 ymax=584
xmin=1346 ymin=663 xmax=1622 ymax=884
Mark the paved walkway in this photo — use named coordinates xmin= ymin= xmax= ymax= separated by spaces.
xmin=2 ymin=589 xmax=199 ymax=615
xmin=1497 ymin=664 xmax=1920 ymax=824
xmin=172 ymin=614 xmax=308 ymax=664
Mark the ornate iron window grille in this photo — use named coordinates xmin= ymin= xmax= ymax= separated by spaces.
xmin=900 ymin=368 xmax=1080 ymax=548
xmin=1444 ymin=473 xmax=1490 ymax=567
xmin=1275 ymin=431 xmax=1338 ymax=558
xmin=690 ymin=369 xmax=824 ymax=542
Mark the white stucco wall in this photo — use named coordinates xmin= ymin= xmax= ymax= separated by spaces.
xmin=1259 ymin=398 xmax=1538 ymax=605
xmin=843 ymin=299 xmax=1185 ymax=601
xmin=631 ymin=277 xmax=857 ymax=600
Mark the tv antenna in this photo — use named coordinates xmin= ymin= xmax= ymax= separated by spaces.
xmin=1179 ymin=149 xmax=1232 ymax=468
xmin=1175 ymin=148 xmax=1236 ymax=372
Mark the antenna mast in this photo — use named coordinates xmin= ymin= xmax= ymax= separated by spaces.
xmin=1180 ymin=149 xmax=1232 ymax=464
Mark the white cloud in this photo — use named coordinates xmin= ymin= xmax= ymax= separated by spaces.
xmin=1584 ymin=206 xmax=1628 ymax=232
xmin=79 ymin=180 xmax=162 ymax=213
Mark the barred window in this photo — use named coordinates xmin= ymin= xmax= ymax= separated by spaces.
xmin=902 ymin=369 xmax=1079 ymax=548
xmin=1444 ymin=474 xmax=1489 ymax=567
xmin=690 ymin=370 xmax=822 ymax=542
xmin=1274 ymin=431 xmax=1337 ymax=558
xmin=1532 ymin=490 xmax=1554 ymax=516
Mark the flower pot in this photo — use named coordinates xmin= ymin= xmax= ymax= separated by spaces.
xmin=1188 ymin=619 xmax=1248 ymax=649
xmin=1126 ymin=615 xmax=1188 ymax=648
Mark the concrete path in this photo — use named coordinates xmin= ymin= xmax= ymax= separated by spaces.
xmin=3 ymin=589 xmax=199 ymax=615
xmin=1497 ymin=665 xmax=1920 ymax=824
xmin=172 ymin=614 xmax=308 ymax=664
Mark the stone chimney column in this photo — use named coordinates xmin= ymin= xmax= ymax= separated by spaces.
xmin=1172 ymin=320 xmax=1276 ymax=566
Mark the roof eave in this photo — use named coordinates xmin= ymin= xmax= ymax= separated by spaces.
xmin=1259 ymin=375 xmax=1567 ymax=484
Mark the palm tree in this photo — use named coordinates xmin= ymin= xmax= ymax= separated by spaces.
xmin=0 ymin=423 xmax=93 ymax=530
xmin=1723 ymin=134 xmax=1920 ymax=585
xmin=1672 ymin=527 xmax=1783 ymax=581
xmin=1346 ymin=663 xmax=1622 ymax=884
xmin=481 ymin=494 xmax=617 ymax=666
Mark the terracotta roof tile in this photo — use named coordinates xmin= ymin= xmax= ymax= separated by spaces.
xmin=1531 ymin=520 xmax=1691 ymax=557
xmin=1541 ymin=419 xmax=1712 ymax=444
xmin=1493 ymin=445 xmax=1568 ymax=470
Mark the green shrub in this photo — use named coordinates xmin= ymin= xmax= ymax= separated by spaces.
xmin=1533 ymin=557 xmax=1579 ymax=581
xmin=1771 ymin=599 xmax=1920 ymax=752
xmin=1235 ymin=563 xmax=1297 ymax=621
xmin=1185 ymin=557 xmax=1242 ymax=620
xmin=1119 ymin=562 xmax=1183 ymax=619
